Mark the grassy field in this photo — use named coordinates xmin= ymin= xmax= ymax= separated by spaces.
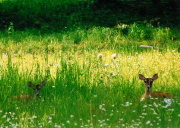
xmin=0 ymin=24 xmax=180 ymax=127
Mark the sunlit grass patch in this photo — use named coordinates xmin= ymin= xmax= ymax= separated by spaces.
xmin=0 ymin=49 xmax=179 ymax=87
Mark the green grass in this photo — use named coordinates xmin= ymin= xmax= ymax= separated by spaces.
xmin=0 ymin=24 xmax=180 ymax=127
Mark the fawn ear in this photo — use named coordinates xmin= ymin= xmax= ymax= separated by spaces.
xmin=152 ymin=74 xmax=158 ymax=80
xmin=41 ymin=81 xmax=46 ymax=87
xmin=36 ymin=81 xmax=46 ymax=89
xmin=139 ymin=74 xmax=145 ymax=80
xmin=28 ymin=82 xmax=33 ymax=87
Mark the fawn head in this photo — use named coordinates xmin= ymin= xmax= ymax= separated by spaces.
xmin=28 ymin=81 xmax=46 ymax=97
xmin=139 ymin=74 xmax=158 ymax=91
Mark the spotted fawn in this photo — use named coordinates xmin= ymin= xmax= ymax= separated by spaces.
xmin=139 ymin=74 xmax=171 ymax=101
xmin=10 ymin=81 xmax=46 ymax=102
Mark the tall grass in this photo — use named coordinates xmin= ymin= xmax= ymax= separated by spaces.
xmin=1 ymin=22 xmax=179 ymax=53
xmin=0 ymin=48 xmax=180 ymax=127
xmin=0 ymin=24 xmax=180 ymax=127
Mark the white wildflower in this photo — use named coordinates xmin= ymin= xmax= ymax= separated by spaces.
xmin=70 ymin=115 xmax=74 ymax=118
xmin=164 ymin=98 xmax=173 ymax=106
xmin=104 ymin=64 xmax=109 ymax=66
xmin=146 ymin=121 xmax=151 ymax=124
xmin=110 ymin=71 xmax=115 ymax=76
xmin=97 ymin=53 xmax=103 ymax=60
xmin=112 ymin=53 xmax=117 ymax=59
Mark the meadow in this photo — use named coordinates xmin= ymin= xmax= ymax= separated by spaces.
xmin=0 ymin=22 xmax=180 ymax=127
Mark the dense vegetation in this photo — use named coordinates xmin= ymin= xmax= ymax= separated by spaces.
xmin=0 ymin=0 xmax=180 ymax=127
xmin=0 ymin=0 xmax=180 ymax=30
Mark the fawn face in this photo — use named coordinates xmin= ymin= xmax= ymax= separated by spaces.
xmin=28 ymin=81 xmax=46 ymax=97
xmin=139 ymin=74 xmax=158 ymax=92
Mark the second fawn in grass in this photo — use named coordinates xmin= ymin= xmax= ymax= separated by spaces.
xmin=139 ymin=74 xmax=171 ymax=101
xmin=10 ymin=81 xmax=46 ymax=102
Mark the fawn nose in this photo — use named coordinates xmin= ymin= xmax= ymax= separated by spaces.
xmin=147 ymin=85 xmax=150 ymax=89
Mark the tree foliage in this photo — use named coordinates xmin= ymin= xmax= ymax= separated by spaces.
xmin=0 ymin=0 xmax=179 ymax=31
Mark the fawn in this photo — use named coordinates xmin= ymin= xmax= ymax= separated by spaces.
xmin=139 ymin=74 xmax=171 ymax=101
xmin=10 ymin=81 xmax=46 ymax=102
